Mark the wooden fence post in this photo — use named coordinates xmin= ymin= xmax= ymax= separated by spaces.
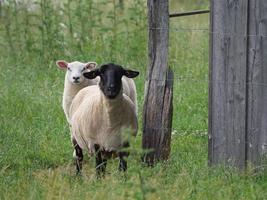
xmin=208 ymin=0 xmax=248 ymax=168
xmin=246 ymin=0 xmax=267 ymax=166
xmin=142 ymin=0 xmax=173 ymax=165
xmin=209 ymin=0 xmax=267 ymax=168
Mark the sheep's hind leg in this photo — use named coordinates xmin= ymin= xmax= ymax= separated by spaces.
xmin=118 ymin=142 xmax=129 ymax=172
xmin=72 ymin=139 xmax=83 ymax=175
xmin=94 ymin=144 xmax=107 ymax=178
xmin=118 ymin=154 xmax=127 ymax=171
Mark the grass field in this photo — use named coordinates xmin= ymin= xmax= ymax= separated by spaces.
xmin=0 ymin=0 xmax=267 ymax=199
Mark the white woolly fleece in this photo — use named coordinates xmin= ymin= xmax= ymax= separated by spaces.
xmin=56 ymin=60 xmax=98 ymax=123
xmin=69 ymin=85 xmax=138 ymax=153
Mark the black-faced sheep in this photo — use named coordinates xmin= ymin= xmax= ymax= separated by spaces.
xmin=69 ymin=63 xmax=139 ymax=176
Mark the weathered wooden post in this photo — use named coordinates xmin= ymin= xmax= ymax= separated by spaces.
xmin=246 ymin=0 xmax=267 ymax=166
xmin=208 ymin=0 xmax=248 ymax=168
xmin=209 ymin=0 xmax=267 ymax=168
xmin=142 ymin=0 xmax=173 ymax=165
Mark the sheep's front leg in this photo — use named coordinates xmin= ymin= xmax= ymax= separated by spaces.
xmin=118 ymin=142 xmax=129 ymax=172
xmin=94 ymin=144 xmax=107 ymax=178
xmin=72 ymin=138 xmax=83 ymax=175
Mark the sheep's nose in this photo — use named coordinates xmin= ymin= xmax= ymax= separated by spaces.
xmin=107 ymin=84 xmax=115 ymax=91
xmin=73 ymin=76 xmax=80 ymax=80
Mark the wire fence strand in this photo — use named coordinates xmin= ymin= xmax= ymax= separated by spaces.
xmin=150 ymin=27 xmax=267 ymax=38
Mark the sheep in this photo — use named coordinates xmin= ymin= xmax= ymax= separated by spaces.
xmin=56 ymin=60 xmax=98 ymax=123
xmin=56 ymin=60 xmax=138 ymax=123
xmin=69 ymin=63 xmax=139 ymax=175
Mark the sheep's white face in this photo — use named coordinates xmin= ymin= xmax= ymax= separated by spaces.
xmin=56 ymin=60 xmax=97 ymax=84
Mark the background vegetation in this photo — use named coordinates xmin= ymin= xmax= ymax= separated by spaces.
xmin=0 ymin=0 xmax=266 ymax=199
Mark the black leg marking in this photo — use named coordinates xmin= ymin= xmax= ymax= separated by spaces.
xmin=118 ymin=142 xmax=129 ymax=172
xmin=94 ymin=144 xmax=107 ymax=178
xmin=72 ymin=139 xmax=83 ymax=175
xmin=119 ymin=154 xmax=127 ymax=171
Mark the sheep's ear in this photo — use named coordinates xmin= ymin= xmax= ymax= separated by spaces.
xmin=56 ymin=60 xmax=68 ymax=70
xmin=83 ymin=69 xmax=100 ymax=79
xmin=85 ymin=62 xmax=97 ymax=70
xmin=124 ymin=69 xmax=139 ymax=78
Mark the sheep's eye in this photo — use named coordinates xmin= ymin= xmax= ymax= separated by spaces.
xmin=81 ymin=67 xmax=86 ymax=72
xmin=67 ymin=67 xmax=72 ymax=71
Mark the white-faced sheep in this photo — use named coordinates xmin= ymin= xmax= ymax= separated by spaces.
xmin=56 ymin=60 xmax=98 ymax=123
xmin=69 ymin=63 xmax=139 ymax=175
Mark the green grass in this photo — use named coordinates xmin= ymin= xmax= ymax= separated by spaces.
xmin=0 ymin=0 xmax=267 ymax=199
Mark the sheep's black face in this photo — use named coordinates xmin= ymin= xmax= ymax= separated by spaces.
xmin=99 ymin=64 xmax=123 ymax=99
xmin=83 ymin=63 xmax=139 ymax=99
